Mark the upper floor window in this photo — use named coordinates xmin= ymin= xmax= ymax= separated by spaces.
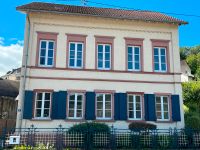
xmin=68 ymin=93 xmax=84 ymax=119
xmin=156 ymin=95 xmax=170 ymax=121
xmin=151 ymin=39 xmax=170 ymax=73
xmin=34 ymin=92 xmax=52 ymax=119
xmin=39 ymin=40 xmax=55 ymax=67
xmin=128 ymin=94 xmax=142 ymax=120
xmin=127 ymin=46 xmax=141 ymax=71
xmin=36 ymin=32 xmax=58 ymax=67
xmin=66 ymin=34 xmax=87 ymax=69
xmin=96 ymin=93 xmax=112 ymax=120
xmin=154 ymin=47 xmax=167 ymax=72
xmin=69 ymin=42 xmax=83 ymax=68
xmin=97 ymin=44 xmax=111 ymax=70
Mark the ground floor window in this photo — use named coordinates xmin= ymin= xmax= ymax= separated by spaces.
xmin=128 ymin=94 xmax=142 ymax=120
xmin=34 ymin=92 xmax=51 ymax=119
xmin=156 ymin=95 xmax=170 ymax=121
xmin=96 ymin=93 xmax=112 ymax=120
xmin=68 ymin=93 xmax=84 ymax=119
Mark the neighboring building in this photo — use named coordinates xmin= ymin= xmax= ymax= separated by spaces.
xmin=1 ymin=68 xmax=21 ymax=81
xmin=16 ymin=2 xmax=187 ymax=129
xmin=0 ymin=79 xmax=19 ymax=134
xmin=181 ymin=60 xmax=194 ymax=82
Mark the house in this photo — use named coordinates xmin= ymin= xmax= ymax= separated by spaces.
xmin=180 ymin=60 xmax=194 ymax=82
xmin=16 ymin=2 xmax=187 ymax=129
xmin=1 ymin=68 xmax=21 ymax=81
xmin=0 ymin=79 xmax=19 ymax=135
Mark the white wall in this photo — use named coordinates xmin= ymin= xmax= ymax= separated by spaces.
xmin=18 ymin=12 xmax=184 ymax=129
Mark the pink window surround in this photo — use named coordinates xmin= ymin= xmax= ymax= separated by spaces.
xmin=36 ymin=32 xmax=58 ymax=67
xmin=32 ymin=89 xmax=54 ymax=120
xmin=124 ymin=38 xmax=144 ymax=72
xmin=66 ymin=90 xmax=86 ymax=121
xmin=126 ymin=92 xmax=145 ymax=122
xmin=154 ymin=93 xmax=172 ymax=123
xmin=151 ymin=39 xmax=170 ymax=73
xmin=95 ymin=35 xmax=115 ymax=70
xmin=95 ymin=90 xmax=115 ymax=121
xmin=66 ymin=34 xmax=87 ymax=69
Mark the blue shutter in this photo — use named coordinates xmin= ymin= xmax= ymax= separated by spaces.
xmin=51 ymin=92 xmax=59 ymax=119
xmin=23 ymin=90 xmax=34 ymax=119
xmin=114 ymin=93 xmax=120 ymax=120
xmin=171 ymin=95 xmax=181 ymax=121
xmin=144 ymin=94 xmax=149 ymax=120
xmin=85 ymin=92 xmax=96 ymax=120
xmin=119 ymin=93 xmax=127 ymax=120
xmin=52 ymin=91 xmax=67 ymax=119
xmin=144 ymin=94 xmax=156 ymax=121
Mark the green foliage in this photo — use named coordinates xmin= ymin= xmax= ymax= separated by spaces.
xmin=195 ymin=67 xmax=200 ymax=80
xmin=128 ymin=122 xmax=157 ymax=131
xmin=185 ymin=115 xmax=200 ymax=130
xmin=13 ymin=143 xmax=54 ymax=150
xmin=186 ymin=54 xmax=200 ymax=75
xmin=68 ymin=122 xmax=110 ymax=133
xmin=182 ymin=81 xmax=200 ymax=107
xmin=180 ymin=45 xmax=200 ymax=60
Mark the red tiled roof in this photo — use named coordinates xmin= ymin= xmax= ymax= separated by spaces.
xmin=16 ymin=2 xmax=188 ymax=25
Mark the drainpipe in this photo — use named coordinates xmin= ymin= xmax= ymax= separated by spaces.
xmin=16 ymin=13 xmax=31 ymax=129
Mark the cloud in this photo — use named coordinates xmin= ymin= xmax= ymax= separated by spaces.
xmin=0 ymin=38 xmax=23 ymax=76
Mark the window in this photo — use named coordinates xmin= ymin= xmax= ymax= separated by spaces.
xmin=68 ymin=93 xmax=84 ymax=119
xmin=97 ymin=44 xmax=111 ymax=70
xmin=69 ymin=42 xmax=83 ymax=68
xmin=128 ymin=94 xmax=142 ymax=120
xmin=96 ymin=93 xmax=112 ymax=120
xmin=128 ymin=46 xmax=141 ymax=71
xmin=154 ymin=47 xmax=167 ymax=72
xmin=39 ymin=40 xmax=55 ymax=67
xmin=156 ymin=96 xmax=170 ymax=121
xmin=34 ymin=92 xmax=51 ymax=119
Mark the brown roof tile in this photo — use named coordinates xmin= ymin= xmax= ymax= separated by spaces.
xmin=16 ymin=2 xmax=188 ymax=25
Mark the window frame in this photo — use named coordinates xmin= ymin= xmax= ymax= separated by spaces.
xmin=151 ymin=39 xmax=170 ymax=73
xmin=36 ymin=32 xmax=58 ymax=68
xmin=67 ymin=92 xmax=85 ymax=120
xmin=127 ymin=94 xmax=143 ymax=120
xmin=33 ymin=91 xmax=52 ymax=119
xmin=153 ymin=47 xmax=167 ymax=72
xmin=95 ymin=92 xmax=113 ymax=120
xmin=155 ymin=95 xmax=170 ymax=121
xmin=68 ymin=42 xmax=84 ymax=69
xmin=38 ymin=40 xmax=55 ymax=67
xmin=97 ymin=44 xmax=111 ymax=70
xmin=127 ymin=46 xmax=141 ymax=71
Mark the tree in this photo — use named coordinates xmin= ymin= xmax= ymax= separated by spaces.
xmin=186 ymin=53 xmax=200 ymax=75
xmin=182 ymin=81 xmax=200 ymax=109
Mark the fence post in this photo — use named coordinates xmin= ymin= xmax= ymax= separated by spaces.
xmin=27 ymin=124 xmax=36 ymax=147
xmin=110 ymin=125 xmax=116 ymax=150
xmin=56 ymin=124 xmax=64 ymax=150
xmin=171 ymin=128 xmax=178 ymax=149
xmin=152 ymin=129 xmax=157 ymax=149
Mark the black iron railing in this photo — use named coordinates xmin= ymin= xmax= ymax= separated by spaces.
xmin=0 ymin=125 xmax=200 ymax=149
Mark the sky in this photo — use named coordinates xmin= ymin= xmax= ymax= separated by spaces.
xmin=0 ymin=0 xmax=200 ymax=76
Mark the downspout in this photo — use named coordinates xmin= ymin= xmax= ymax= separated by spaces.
xmin=16 ymin=13 xmax=31 ymax=129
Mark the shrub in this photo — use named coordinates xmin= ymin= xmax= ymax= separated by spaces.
xmin=68 ymin=122 xmax=110 ymax=133
xmin=128 ymin=122 xmax=157 ymax=131
xmin=185 ymin=115 xmax=200 ymax=130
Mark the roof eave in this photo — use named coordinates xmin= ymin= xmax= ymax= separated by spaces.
xmin=17 ymin=8 xmax=188 ymax=25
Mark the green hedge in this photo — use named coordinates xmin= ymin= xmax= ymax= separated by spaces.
xmin=128 ymin=122 xmax=157 ymax=131
xmin=68 ymin=122 xmax=111 ymax=133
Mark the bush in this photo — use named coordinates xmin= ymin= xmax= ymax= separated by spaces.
xmin=185 ymin=115 xmax=200 ymax=130
xmin=128 ymin=122 xmax=157 ymax=131
xmin=68 ymin=122 xmax=110 ymax=133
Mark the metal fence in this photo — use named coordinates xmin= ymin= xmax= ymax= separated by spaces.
xmin=1 ymin=125 xmax=200 ymax=149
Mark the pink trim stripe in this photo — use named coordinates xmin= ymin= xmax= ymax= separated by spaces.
xmin=26 ymin=76 xmax=182 ymax=84
xmin=25 ymin=66 xmax=181 ymax=75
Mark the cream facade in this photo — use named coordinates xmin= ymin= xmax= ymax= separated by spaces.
xmin=17 ymin=11 xmax=184 ymax=129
